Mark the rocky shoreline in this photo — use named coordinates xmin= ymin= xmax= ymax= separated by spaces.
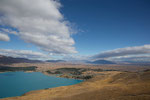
xmin=42 ymin=67 xmax=117 ymax=80
xmin=0 ymin=66 xmax=117 ymax=80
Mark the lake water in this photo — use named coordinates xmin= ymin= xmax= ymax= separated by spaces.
xmin=0 ymin=71 xmax=83 ymax=98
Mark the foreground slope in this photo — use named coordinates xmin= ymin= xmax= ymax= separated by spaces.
xmin=1 ymin=71 xmax=150 ymax=100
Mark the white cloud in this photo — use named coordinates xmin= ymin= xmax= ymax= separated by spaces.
xmin=1 ymin=28 xmax=18 ymax=35
xmin=109 ymin=55 xmax=150 ymax=62
xmin=0 ymin=32 xmax=10 ymax=41
xmin=91 ymin=45 xmax=150 ymax=61
xmin=0 ymin=0 xmax=77 ymax=54
xmin=0 ymin=49 xmax=50 ymax=60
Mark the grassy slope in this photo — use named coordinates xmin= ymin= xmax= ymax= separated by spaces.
xmin=1 ymin=71 xmax=150 ymax=100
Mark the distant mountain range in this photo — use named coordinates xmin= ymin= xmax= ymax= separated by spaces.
xmin=0 ymin=55 xmax=42 ymax=64
xmin=86 ymin=60 xmax=116 ymax=64
xmin=0 ymin=55 xmax=115 ymax=65
xmin=0 ymin=55 xmax=150 ymax=65
xmin=0 ymin=55 xmax=67 ymax=64
xmin=46 ymin=60 xmax=66 ymax=63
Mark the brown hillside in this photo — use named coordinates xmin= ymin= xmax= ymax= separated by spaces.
xmin=1 ymin=71 xmax=150 ymax=100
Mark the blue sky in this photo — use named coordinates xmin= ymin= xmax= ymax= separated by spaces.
xmin=61 ymin=0 xmax=150 ymax=55
xmin=0 ymin=0 xmax=150 ymax=61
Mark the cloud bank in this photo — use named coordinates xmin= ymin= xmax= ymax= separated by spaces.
xmin=111 ymin=55 xmax=150 ymax=62
xmin=0 ymin=33 xmax=10 ymax=41
xmin=92 ymin=45 xmax=150 ymax=61
xmin=0 ymin=0 xmax=77 ymax=54
xmin=0 ymin=49 xmax=50 ymax=60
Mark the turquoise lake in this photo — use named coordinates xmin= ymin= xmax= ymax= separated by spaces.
xmin=0 ymin=71 xmax=83 ymax=98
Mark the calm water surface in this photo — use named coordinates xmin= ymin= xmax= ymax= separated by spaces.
xmin=0 ymin=71 xmax=83 ymax=98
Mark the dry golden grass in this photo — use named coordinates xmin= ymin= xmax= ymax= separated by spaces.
xmin=1 ymin=70 xmax=150 ymax=100
xmin=1 ymin=62 xmax=150 ymax=72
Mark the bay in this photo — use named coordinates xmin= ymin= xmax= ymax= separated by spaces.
xmin=0 ymin=71 xmax=83 ymax=98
